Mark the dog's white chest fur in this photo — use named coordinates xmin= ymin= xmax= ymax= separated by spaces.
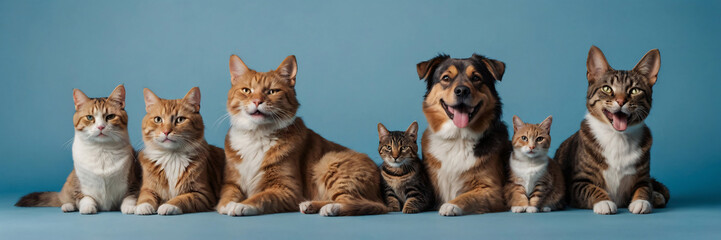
xmin=72 ymin=137 xmax=133 ymax=211
xmin=427 ymin=122 xmax=482 ymax=204
xmin=229 ymin=127 xmax=277 ymax=197
xmin=144 ymin=148 xmax=193 ymax=198
xmin=586 ymin=114 xmax=644 ymax=205
xmin=509 ymin=155 xmax=548 ymax=196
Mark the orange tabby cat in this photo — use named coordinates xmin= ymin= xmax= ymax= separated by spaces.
xmin=134 ymin=87 xmax=225 ymax=215
xmin=216 ymin=55 xmax=386 ymax=216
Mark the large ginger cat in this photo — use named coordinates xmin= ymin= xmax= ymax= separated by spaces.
xmin=216 ymin=55 xmax=386 ymax=216
xmin=134 ymin=87 xmax=225 ymax=215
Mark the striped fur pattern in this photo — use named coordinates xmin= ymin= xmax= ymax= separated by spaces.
xmin=554 ymin=46 xmax=670 ymax=215
xmin=378 ymin=122 xmax=434 ymax=213
xmin=217 ymin=55 xmax=386 ymax=217
xmin=135 ymin=87 xmax=225 ymax=215
xmin=416 ymin=54 xmax=510 ymax=216
xmin=16 ymin=85 xmax=140 ymax=215
xmin=504 ymin=115 xmax=564 ymax=213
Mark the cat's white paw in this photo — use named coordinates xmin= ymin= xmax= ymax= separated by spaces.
xmin=541 ymin=206 xmax=552 ymax=212
xmin=61 ymin=203 xmax=77 ymax=212
xmin=438 ymin=203 xmax=462 ymax=216
xmin=135 ymin=203 xmax=156 ymax=215
xmin=228 ymin=203 xmax=260 ymax=216
xmin=218 ymin=201 xmax=236 ymax=215
xmin=157 ymin=204 xmax=183 ymax=215
xmin=319 ymin=203 xmax=342 ymax=216
xmin=299 ymin=201 xmax=312 ymax=214
xmin=510 ymin=206 xmax=526 ymax=213
xmin=526 ymin=206 xmax=539 ymax=213
xmin=593 ymin=200 xmax=617 ymax=215
xmin=78 ymin=197 xmax=97 ymax=215
xmin=628 ymin=200 xmax=652 ymax=214
xmin=120 ymin=197 xmax=136 ymax=214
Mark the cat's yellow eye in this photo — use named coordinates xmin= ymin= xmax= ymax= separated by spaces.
xmin=441 ymin=75 xmax=450 ymax=82
xmin=175 ymin=117 xmax=186 ymax=124
xmin=630 ymin=88 xmax=643 ymax=95
xmin=401 ymin=146 xmax=409 ymax=151
xmin=536 ymin=137 xmax=544 ymax=142
xmin=86 ymin=115 xmax=94 ymax=121
xmin=153 ymin=116 xmax=162 ymax=123
xmin=105 ymin=114 xmax=116 ymax=121
xmin=241 ymin=88 xmax=251 ymax=94
xmin=521 ymin=136 xmax=527 ymax=141
xmin=385 ymin=146 xmax=391 ymax=151
xmin=267 ymin=89 xmax=280 ymax=95
xmin=601 ymin=86 xmax=613 ymax=94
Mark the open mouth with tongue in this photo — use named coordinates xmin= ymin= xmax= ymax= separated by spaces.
xmin=441 ymin=99 xmax=481 ymax=128
xmin=603 ymin=109 xmax=629 ymax=131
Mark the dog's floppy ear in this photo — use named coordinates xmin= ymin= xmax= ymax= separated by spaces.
xmin=416 ymin=54 xmax=449 ymax=81
xmin=473 ymin=54 xmax=505 ymax=81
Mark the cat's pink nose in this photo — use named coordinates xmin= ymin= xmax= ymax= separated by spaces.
xmin=252 ymin=99 xmax=262 ymax=107
xmin=97 ymin=126 xmax=105 ymax=131
xmin=163 ymin=130 xmax=171 ymax=136
xmin=529 ymin=146 xmax=535 ymax=150
xmin=616 ymin=98 xmax=626 ymax=106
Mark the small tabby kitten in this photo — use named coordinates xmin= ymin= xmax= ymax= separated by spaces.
xmin=135 ymin=87 xmax=225 ymax=215
xmin=504 ymin=115 xmax=564 ymax=213
xmin=16 ymin=85 xmax=140 ymax=214
xmin=554 ymin=46 xmax=670 ymax=215
xmin=378 ymin=122 xmax=434 ymax=213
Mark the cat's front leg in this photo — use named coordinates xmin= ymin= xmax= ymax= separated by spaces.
xmin=135 ymin=188 xmax=160 ymax=215
xmin=163 ymin=191 xmax=214 ymax=215
xmin=120 ymin=195 xmax=137 ymax=214
xmin=572 ymin=181 xmax=616 ymax=214
xmin=382 ymin=182 xmax=401 ymax=212
xmin=443 ymin=185 xmax=504 ymax=216
xmin=506 ymin=184 xmax=530 ymax=213
xmin=401 ymin=186 xmax=431 ymax=214
xmin=238 ymin=186 xmax=301 ymax=216
xmin=78 ymin=196 xmax=98 ymax=214
xmin=628 ymin=179 xmax=653 ymax=214
xmin=217 ymin=182 xmax=247 ymax=215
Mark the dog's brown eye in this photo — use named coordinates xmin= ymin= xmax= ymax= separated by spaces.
xmin=441 ymin=75 xmax=450 ymax=81
xmin=521 ymin=136 xmax=527 ymax=141
xmin=536 ymin=137 xmax=544 ymax=142
xmin=472 ymin=75 xmax=481 ymax=81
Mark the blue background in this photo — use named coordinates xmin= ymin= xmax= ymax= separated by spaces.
xmin=1 ymin=0 xmax=719 ymax=239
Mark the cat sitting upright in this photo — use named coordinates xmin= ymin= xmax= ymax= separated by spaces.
xmin=377 ymin=122 xmax=434 ymax=214
xmin=504 ymin=115 xmax=564 ymax=213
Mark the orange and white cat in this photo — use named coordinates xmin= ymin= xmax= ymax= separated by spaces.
xmin=134 ymin=87 xmax=225 ymax=215
xmin=15 ymin=85 xmax=140 ymax=214
xmin=216 ymin=55 xmax=386 ymax=216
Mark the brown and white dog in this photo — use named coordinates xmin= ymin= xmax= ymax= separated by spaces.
xmin=416 ymin=54 xmax=510 ymax=216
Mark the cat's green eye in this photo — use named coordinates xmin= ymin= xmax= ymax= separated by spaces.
xmin=601 ymin=86 xmax=613 ymax=94
xmin=385 ymin=146 xmax=391 ymax=151
xmin=536 ymin=137 xmax=544 ymax=142
xmin=241 ymin=88 xmax=251 ymax=94
xmin=630 ymin=88 xmax=643 ymax=95
xmin=153 ymin=116 xmax=162 ymax=123
xmin=105 ymin=114 xmax=116 ymax=121
xmin=175 ymin=117 xmax=186 ymax=124
xmin=521 ymin=136 xmax=527 ymax=141
xmin=85 ymin=115 xmax=94 ymax=121
xmin=267 ymin=89 xmax=280 ymax=95
xmin=441 ymin=75 xmax=450 ymax=82
xmin=401 ymin=146 xmax=409 ymax=151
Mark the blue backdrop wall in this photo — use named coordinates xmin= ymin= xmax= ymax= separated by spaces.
xmin=1 ymin=0 xmax=719 ymax=199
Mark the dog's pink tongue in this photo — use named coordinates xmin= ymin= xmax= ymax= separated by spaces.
xmin=612 ymin=112 xmax=628 ymax=131
xmin=449 ymin=107 xmax=469 ymax=128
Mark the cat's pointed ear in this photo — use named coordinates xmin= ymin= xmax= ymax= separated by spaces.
xmin=183 ymin=87 xmax=201 ymax=112
xmin=377 ymin=123 xmax=390 ymax=141
xmin=473 ymin=54 xmax=505 ymax=81
xmin=632 ymin=49 xmax=661 ymax=86
xmin=539 ymin=115 xmax=553 ymax=133
xmin=276 ymin=55 xmax=297 ymax=87
xmin=107 ymin=85 xmax=126 ymax=109
xmin=405 ymin=121 xmax=419 ymax=142
xmin=587 ymin=46 xmax=613 ymax=82
xmin=73 ymin=89 xmax=91 ymax=110
xmin=416 ymin=55 xmax=449 ymax=81
xmin=512 ymin=115 xmax=524 ymax=132
xmin=143 ymin=88 xmax=161 ymax=112
xmin=229 ymin=54 xmax=249 ymax=85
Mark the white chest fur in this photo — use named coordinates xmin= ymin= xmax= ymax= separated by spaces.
xmin=509 ymin=154 xmax=548 ymax=196
xmin=427 ymin=121 xmax=482 ymax=204
xmin=586 ymin=114 xmax=644 ymax=204
xmin=229 ymin=126 xmax=277 ymax=197
xmin=143 ymin=147 xmax=193 ymax=198
xmin=72 ymin=137 xmax=133 ymax=211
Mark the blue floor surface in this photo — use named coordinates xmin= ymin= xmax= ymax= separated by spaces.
xmin=1 ymin=193 xmax=719 ymax=239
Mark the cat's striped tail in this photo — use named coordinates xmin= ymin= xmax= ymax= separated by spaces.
xmin=15 ymin=192 xmax=62 ymax=207
xmin=651 ymin=178 xmax=670 ymax=208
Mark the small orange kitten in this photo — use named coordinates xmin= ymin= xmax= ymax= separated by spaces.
xmin=504 ymin=115 xmax=564 ymax=213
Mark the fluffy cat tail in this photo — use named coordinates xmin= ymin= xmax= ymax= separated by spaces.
xmin=336 ymin=198 xmax=389 ymax=216
xmin=15 ymin=192 xmax=62 ymax=207
xmin=651 ymin=178 xmax=670 ymax=208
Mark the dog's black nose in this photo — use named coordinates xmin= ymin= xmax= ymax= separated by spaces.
xmin=454 ymin=86 xmax=471 ymax=97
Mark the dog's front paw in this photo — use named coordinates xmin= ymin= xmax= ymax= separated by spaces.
xmin=78 ymin=197 xmax=97 ymax=215
xmin=135 ymin=203 xmax=156 ymax=215
xmin=319 ymin=203 xmax=342 ymax=217
xmin=61 ymin=203 xmax=77 ymax=212
xmin=593 ymin=200 xmax=617 ymax=215
xmin=628 ymin=199 xmax=652 ymax=214
xmin=228 ymin=203 xmax=260 ymax=216
xmin=438 ymin=203 xmax=462 ymax=216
